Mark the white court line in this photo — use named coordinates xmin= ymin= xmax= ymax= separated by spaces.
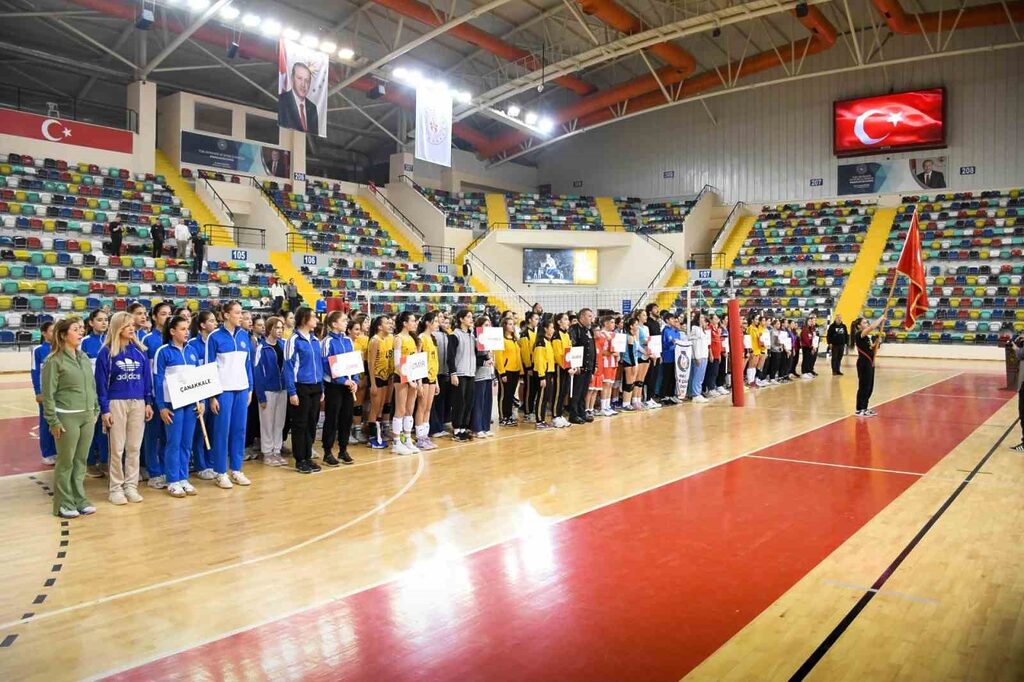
xmin=821 ymin=578 xmax=940 ymax=605
xmin=744 ymin=454 xmax=925 ymax=477
xmin=912 ymin=392 xmax=1011 ymax=400
xmin=86 ymin=370 xmax=966 ymax=681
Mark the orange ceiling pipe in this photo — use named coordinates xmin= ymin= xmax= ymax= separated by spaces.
xmin=870 ymin=0 xmax=1024 ymax=33
xmin=479 ymin=6 xmax=835 ymax=158
xmin=65 ymin=0 xmax=490 ymax=149
xmin=371 ymin=0 xmax=595 ymax=95
xmin=577 ymin=0 xmax=696 ymax=74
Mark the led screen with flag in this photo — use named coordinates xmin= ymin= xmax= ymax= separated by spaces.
xmin=834 ymin=88 xmax=945 ymax=156
xmin=894 ymin=208 xmax=928 ymax=330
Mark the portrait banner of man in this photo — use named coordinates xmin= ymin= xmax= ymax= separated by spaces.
xmin=278 ymin=39 xmax=328 ymax=138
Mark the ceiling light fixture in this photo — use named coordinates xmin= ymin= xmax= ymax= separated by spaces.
xmin=537 ymin=117 xmax=554 ymax=134
xmin=300 ymin=34 xmax=319 ymax=48
xmin=241 ymin=13 xmax=260 ymax=28
xmin=455 ymin=90 xmax=471 ymax=104
xmin=319 ymin=40 xmax=337 ymax=53
xmin=506 ymin=104 xmax=520 ymax=118
xmin=524 ymin=111 xmax=538 ymax=125
xmin=260 ymin=19 xmax=282 ymax=37
xmin=187 ymin=0 xmax=210 ymax=11
xmin=219 ymin=5 xmax=240 ymax=20
xmin=337 ymin=47 xmax=355 ymax=60
xmin=283 ymin=27 xmax=301 ymax=41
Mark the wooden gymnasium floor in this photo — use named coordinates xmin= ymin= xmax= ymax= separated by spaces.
xmin=0 ymin=357 xmax=1021 ymax=681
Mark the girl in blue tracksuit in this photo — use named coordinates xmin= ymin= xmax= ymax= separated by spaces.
xmin=154 ymin=314 xmax=204 ymax=499
xmin=141 ymin=301 xmax=172 ymax=487
xmin=205 ymin=301 xmax=254 ymax=488
xmin=82 ymin=309 xmax=109 ymax=475
xmin=188 ymin=311 xmax=218 ymax=479
xmin=254 ymin=316 xmax=288 ymax=466
xmin=320 ymin=311 xmax=358 ymax=467
xmin=284 ymin=307 xmax=324 ymax=474
xmin=31 ymin=322 xmax=56 ymax=464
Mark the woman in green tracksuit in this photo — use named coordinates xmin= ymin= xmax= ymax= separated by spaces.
xmin=42 ymin=316 xmax=101 ymax=518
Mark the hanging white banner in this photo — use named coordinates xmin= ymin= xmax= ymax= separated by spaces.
xmin=415 ymin=84 xmax=452 ymax=167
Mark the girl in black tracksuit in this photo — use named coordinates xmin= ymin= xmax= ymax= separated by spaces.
xmin=853 ymin=312 xmax=887 ymax=416
xmin=447 ymin=309 xmax=477 ymax=441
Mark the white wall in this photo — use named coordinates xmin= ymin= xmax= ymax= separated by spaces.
xmin=390 ymin=149 xmax=537 ymax=193
xmin=538 ymin=32 xmax=1024 ymax=203
xmin=386 ymin=180 xmax=447 ymax=246
xmin=469 ymin=230 xmax=669 ymax=294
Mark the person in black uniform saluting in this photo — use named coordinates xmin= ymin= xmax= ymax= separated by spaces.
xmin=826 ymin=313 xmax=849 ymax=376
xmin=852 ymin=312 xmax=887 ymax=417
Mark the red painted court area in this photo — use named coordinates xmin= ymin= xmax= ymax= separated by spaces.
xmin=109 ymin=374 xmax=1011 ymax=681
xmin=0 ymin=415 xmax=48 ymax=476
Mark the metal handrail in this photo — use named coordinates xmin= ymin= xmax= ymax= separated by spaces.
xmin=367 ymin=181 xmax=425 ymax=242
xmin=0 ymin=82 xmax=139 ymax=133
xmin=199 ymin=177 xmax=234 ymax=222
xmin=204 ymin=223 xmax=266 ymax=248
xmin=688 ymin=252 xmax=728 ymax=269
xmin=423 ymin=245 xmax=456 ymax=263
xmin=711 ymin=201 xmax=746 ymax=255
xmin=398 ymin=174 xmax=454 ymax=225
xmin=464 ymin=251 xmax=531 ymax=308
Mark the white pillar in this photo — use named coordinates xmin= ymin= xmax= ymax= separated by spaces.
xmin=127 ymin=80 xmax=157 ymax=174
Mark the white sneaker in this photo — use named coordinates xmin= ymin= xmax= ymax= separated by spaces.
xmin=215 ymin=474 xmax=233 ymax=489
xmin=197 ymin=468 xmax=217 ymax=480
xmin=484 ymin=430 xmax=495 ymax=437
xmin=124 ymin=486 xmax=144 ymax=503
xmin=108 ymin=491 xmax=127 ymax=506
xmin=601 ymin=408 xmax=617 ymax=417
xmin=181 ymin=480 xmax=198 ymax=496
xmin=801 ymin=373 xmax=814 ymax=380
xmin=430 ymin=431 xmax=448 ymax=439
xmin=57 ymin=507 xmax=79 ymax=518
xmin=692 ymin=395 xmax=709 ymax=403
xmin=147 ymin=475 xmax=167 ymax=489
xmin=645 ymin=399 xmax=659 ymax=409
xmin=404 ymin=438 xmax=421 ymax=454
xmin=167 ymin=483 xmax=186 ymax=498
xmin=230 ymin=470 xmax=251 ymax=486
xmin=392 ymin=440 xmax=414 ymax=456
xmin=79 ymin=505 xmax=96 ymax=515
xmin=42 ymin=455 xmax=56 ymax=465
xmin=474 ymin=431 xmax=488 ymax=438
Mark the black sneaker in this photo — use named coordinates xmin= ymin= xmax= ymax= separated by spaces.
xmin=339 ymin=451 xmax=354 ymax=465
xmin=1011 ymin=442 xmax=1024 ymax=453
xmin=309 ymin=462 xmax=322 ymax=472
xmin=323 ymin=453 xmax=340 ymax=467
xmin=569 ymin=417 xmax=586 ymax=425
xmin=296 ymin=461 xmax=313 ymax=474
xmin=584 ymin=414 xmax=595 ymax=423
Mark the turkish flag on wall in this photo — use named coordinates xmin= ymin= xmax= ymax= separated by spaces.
xmin=0 ymin=108 xmax=133 ymax=154
xmin=834 ymin=88 xmax=944 ymax=156
xmin=896 ymin=209 xmax=928 ymax=330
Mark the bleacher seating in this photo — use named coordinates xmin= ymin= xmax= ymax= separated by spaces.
xmin=863 ymin=188 xmax=1024 ymax=345
xmin=687 ymin=200 xmax=876 ymax=321
xmin=640 ymin=199 xmax=695 ymax=233
xmin=0 ymin=152 xmax=278 ymax=344
xmin=416 ymin=185 xmax=487 ymax=230
xmin=305 ymin=255 xmax=486 ymax=314
xmin=267 ymin=180 xmax=410 ymax=259
xmin=614 ymin=197 xmax=642 ymax=231
xmin=506 ymin=193 xmax=603 ymax=231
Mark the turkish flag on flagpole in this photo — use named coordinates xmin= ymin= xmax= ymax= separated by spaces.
xmin=894 ymin=209 xmax=928 ymax=330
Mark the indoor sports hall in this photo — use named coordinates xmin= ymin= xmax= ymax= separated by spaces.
xmin=0 ymin=0 xmax=1021 ymax=680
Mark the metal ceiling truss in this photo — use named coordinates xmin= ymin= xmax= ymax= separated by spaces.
xmin=490 ymin=38 xmax=1024 ymax=167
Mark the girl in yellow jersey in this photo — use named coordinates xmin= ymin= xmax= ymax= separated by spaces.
xmin=550 ymin=312 xmax=574 ymax=428
xmin=414 ymin=312 xmax=441 ymax=450
xmin=745 ymin=312 xmax=764 ymax=387
xmin=349 ymin=314 xmax=369 ymax=444
xmin=532 ymin=319 xmax=556 ymax=430
xmin=495 ymin=316 xmax=522 ymax=426
xmin=518 ymin=311 xmax=540 ymax=421
xmin=365 ymin=315 xmax=394 ymax=448
xmin=391 ymin=311 xmax=420 ymax=456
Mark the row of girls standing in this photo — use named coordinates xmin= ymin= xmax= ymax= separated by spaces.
xmin=35 ymin=300 xmax=257 ymax=516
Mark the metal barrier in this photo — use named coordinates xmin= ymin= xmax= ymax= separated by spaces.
xmin=688 ymin=252 xmax=728 ymax=269
xmin=204 ymin=223 xmax=266 ymax=249
xmin=0 ymin=82 xmax=139 ymax=132
xmin=199 ymin=177 xmax=234 ymax=222
xmin=423 ymin=245 xmax=456 ymax=263
xmin=711 ymin=201 xmax=747 ymax=255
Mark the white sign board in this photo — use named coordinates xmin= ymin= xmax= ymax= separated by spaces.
xmin=166 ymin=363 xmax=223 ymax=409
xmin=611 ymin=333 xmax=627 ymax=354
xmin=647 ymin=336 xmax=662 ymax=359
xmin=477 ymin=326 xmax=503 ymax=351
xmin=567 ymin=346 xmax=584 ymax=369
xmin=400 ymin=351 xmax=429 ymax=382
xmin=329 ymin=350 xmax=364 ymax=379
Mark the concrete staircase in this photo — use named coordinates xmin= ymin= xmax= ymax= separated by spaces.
xmin=720 ymin=215 xmax=758 ymax=269
xmin=485 ymin=193 xmax=509 ymax=228
xmin=154 ymin=150 xmax=234 ymax=247
xmin=268 ymin=252 xmax=320 ymax=307
xmin=655 ymin=266 xmax=690 ymax=311
xmin=834 ymin=207 xmax=898 ymax=323
xmin=595 ymin=197 xmax=624 ymax=231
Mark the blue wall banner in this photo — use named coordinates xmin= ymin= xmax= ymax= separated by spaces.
xmin=180 ymin=131 xmax=290 ymax=178
xmin=837 ymin=155 xmax=948 ymax=195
